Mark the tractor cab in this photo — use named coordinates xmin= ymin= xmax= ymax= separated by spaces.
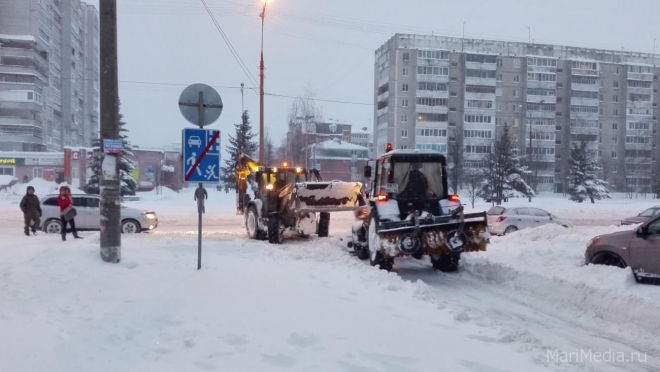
xmin=364 ymin=149 xmax=458 ymax=220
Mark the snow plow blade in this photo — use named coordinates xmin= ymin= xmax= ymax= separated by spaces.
xmin=293 ymin=181 xmax=365 ymax=213
xmin=377 ymin=211 xmax=489 ymax=257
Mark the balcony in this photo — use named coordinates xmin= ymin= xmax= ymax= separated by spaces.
xmin=527 ymin=95 xmax=556 ymax=104
xmin=0 ymin=65 xmax=47 ymax=82
xmin=466 ymin=61 xmax=497 ymax=70
xmin=0 ymin=100 xmax=43 ymax=112
xmin=570 ymin=126 xmax=599 ymax=136
xmin=419 ymin=75 xmax=450 ymax=84
xmin=465 ymin=76 xmax=496 ymax=87
xmin=627 ymin=73 xmax=653 ymax=82
xmin=571 ymin=83 xmax=599 ymax=92
xmin=527 ymin=80 xmax=556 ymax=90
xmin=0 ymin=117 xmax=42 ymax=126
xmin=527 ymin=110 xmax=556 ymax=119
xmin=417 ymin=90 xmax=449 ymax=99
xmin=571 ymin=68 xmax=599 ymax=76
xmin=416 ymin=105 xmax=449 ymax=114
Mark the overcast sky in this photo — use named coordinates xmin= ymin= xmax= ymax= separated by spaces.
xmin=86 ymin=0 xmax=660 ymax=151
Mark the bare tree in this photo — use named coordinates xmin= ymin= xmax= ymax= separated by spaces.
xmin=264 ymin=130 xmax=275 ymax=166
xmin=283 ymin=87 xmax=324 ymax=167
xmin=447 ymin=124 xmax=465 ymax=194
xmin=599 ymin=155 xmax=612 ymax=185
xmin=463 ymin=170 xmax=482 ymax=208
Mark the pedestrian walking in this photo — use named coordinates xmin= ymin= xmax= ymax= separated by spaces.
xmin=57 ymin=186 xmax=81 ymax=241
xmin=19 ymin=186 xmax=41 ymax=236
xmin=194 ymin=184 xmax=208 ymax=214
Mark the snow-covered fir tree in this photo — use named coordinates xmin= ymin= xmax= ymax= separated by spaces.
xmin=220 ymin=110 xmax=258 ymax=189
xmin=478 ymin=124 xmax=535 ymax=205
xmin=567 ymin=140 xmax=610 ymax=203
xmin=85 ymin=99 xmax=138 ymax=196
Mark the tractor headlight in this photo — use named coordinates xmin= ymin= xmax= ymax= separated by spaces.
xmin=266 ymin=184 xmax=274 ymax=191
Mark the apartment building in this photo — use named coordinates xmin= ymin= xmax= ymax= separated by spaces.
xmin=0 ymin=0 xmax=99 ymax=152
xmin=374 ymin=34 xmax=660 ymax=193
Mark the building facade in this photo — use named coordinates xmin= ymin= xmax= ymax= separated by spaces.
xmin=374 ymin=34 xmax=660 ymax=193
xmin=307 ymin=139 xmax=369 ymax=182
xmin=0 ymin=0 xmax=99 ymax=152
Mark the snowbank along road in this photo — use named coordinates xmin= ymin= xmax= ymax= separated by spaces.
xmin=1 ymin=184 xmax=660 ymax=371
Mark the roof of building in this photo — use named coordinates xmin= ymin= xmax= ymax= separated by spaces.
xmin=314 ymin=140 xmax=369 ymax=151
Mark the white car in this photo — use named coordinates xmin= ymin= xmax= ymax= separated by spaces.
xmin=487 ymin=206 xmax=572 ymax=235
xmin=40 ymin=194 xmax=158 ymax=234
xmin=188 ymin=136 xmax=202 ymax=147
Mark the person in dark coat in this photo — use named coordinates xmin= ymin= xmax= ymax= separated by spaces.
xmin=194 ymin=184 xmax=208 ymax=214
xmin=57 ymin=186 xmax=81 ymax=241
xmin=20 ymin=186 xmax=41 ymax=236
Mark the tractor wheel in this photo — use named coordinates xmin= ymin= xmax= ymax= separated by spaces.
xmin=317 ymin=212 xmax=330 ymax=238
xmin=431 ymin=253 xmax=461 ymax=272
xmin=246 ymin=206 xmax=261 ymax=240
xmin=268 ymin=214 xmax=283 ymax=244
xmin=368 ymin=216 xmax=392 ymax=271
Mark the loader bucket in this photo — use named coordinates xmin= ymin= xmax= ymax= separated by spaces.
xmin=293 ymin=181 xmax=364 ymax=213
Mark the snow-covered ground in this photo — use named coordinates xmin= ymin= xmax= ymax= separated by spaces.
xmin=1 ymin=185 xmax=660 ymax=371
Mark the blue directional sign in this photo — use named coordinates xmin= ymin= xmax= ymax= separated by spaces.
xmin=182 ymin=128 xmax=221 ymax=183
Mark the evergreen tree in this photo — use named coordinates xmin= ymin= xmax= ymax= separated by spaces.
xmin=567 ymin=140 xmax=610 ymax=203
xmin=85 ymin=99 xmax=138 ymax=196
xmin=220 ymin=110 xmax=258 ymax=189
xmin=478 ymin=124 xmax=535 ymax=204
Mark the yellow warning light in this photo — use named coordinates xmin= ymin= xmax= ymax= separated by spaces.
xmin=266 ymin=184 xmax=274 ymax=190
xmin=295 ymin=167 xmax=302 ymax=173
xmin=283 ymin=162 xmax=288 ymax=167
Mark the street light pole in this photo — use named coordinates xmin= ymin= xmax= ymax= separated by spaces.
xmin=259 ymin=1 xmax=268 ymax=163
xmin=99 ymin=0 xmax=121 ymax=263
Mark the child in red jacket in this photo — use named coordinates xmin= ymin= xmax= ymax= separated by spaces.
xmin=57 ymin=186 xmax=81 ymax=240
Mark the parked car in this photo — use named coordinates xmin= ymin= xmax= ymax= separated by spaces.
xmin=620 ymin=206 xmax=660 ymax=226
xmin=486 ymin=206 xmax=572 ymax=235
xmin=585 ymin=215 xmax=660 ymax=283
xmin=40 ymin=194 xmax=158 ymax=234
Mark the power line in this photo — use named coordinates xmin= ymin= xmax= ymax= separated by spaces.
xmin=198 ymin=0 xmax=259 ymax=91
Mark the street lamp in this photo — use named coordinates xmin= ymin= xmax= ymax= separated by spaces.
xmin=258 ymin=0 xmax=272 ymax=163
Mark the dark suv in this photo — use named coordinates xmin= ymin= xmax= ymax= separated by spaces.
xmin=585 ymin=215 xmax=660 ymax=283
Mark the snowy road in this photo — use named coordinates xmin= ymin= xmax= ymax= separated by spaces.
xmin=2 ymin=186 xmax=660 ymax=371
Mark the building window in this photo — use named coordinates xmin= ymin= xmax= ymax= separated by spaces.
xmin=512 ymin=105 xmax=520 ymax=113
xmin=613 ymin=81 xmax=619 ymax=89
xmin=402 ymin=83 xmax=409 ymax=92
xmin=612 ymin=123 xmax=618 ymax=130
xmin=613 ymin=95 xmax=619 ymax=102
xmin=401 ymin=114 xmax=408 ymax=123
xmin=403 ymin=52 xmax=409 ymax=61
xmin=402 ymin=68 xmax=408 ymax=76
xmin=514 ymin=74 xmax=521 ymax=83
xmin=496 ymin=88 xmax=502 ymax=96
xmin=613 ymin=109 xmax=618 ymax=116
xmin=417 ymin=66 xmax=449 ymax=76
xmin=557 ymin=83 xmax=564 ymax=88
xmin=0 ymin=167 xmax=14 ymax=176
xmin=513 ymin=89 xmax=519 ymax=97
xmin=463 ymin=114 xmax=493 ymax=123
xmin=402 ymin=99 xmax=408 ymax=107
xmin=615 ymin=67 xmax=620 ymax=74
xmin=401 ymin=130 xmax=408 ymax=138
xmin=497 ymin=103 xmax=502 ymax=111
xmin=513 ymin=118 xmax=520 ymax=127
xmin=450 ymin=92 xmax=457 ymax=97
xmin=600 ymin=94 xmax=604 ymax=102
xmin=497 ymin=59 xmax=503 ymax=67
xmin=416 ymin=97 xmax=448 ymax=106
xmin=417 ymin=113 xmax=448 ymax=122
xmin=513 ymin=59 xmax=521 ymax=68
xmin=497 ymin=73 xmax=503 ymax=82
xmin=612 ymin=136 xmax=618 ymax=144
xmin=33 ymin=168 xmax=43 ymax=179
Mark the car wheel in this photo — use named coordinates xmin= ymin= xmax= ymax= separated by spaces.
xmin=591 ymin=252 xmax=626 ymax=269
xmin=121 ymin=219 xmax=141 ymax=234
xmin=504 ymin=226 xmax=518 ymax=235
xmin=44 ymin=219 xmax=62 ymax=234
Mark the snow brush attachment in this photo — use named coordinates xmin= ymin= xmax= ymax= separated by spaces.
xmin=293 ymin=181 xmax=365 ymax=213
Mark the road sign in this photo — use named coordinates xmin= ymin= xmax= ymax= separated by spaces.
xmin=182 ymin=128 xmax=221 ymax=183
xmin=103 ymin=139 xmax=124 ymax=154
xmin=178 ymin=84 xmax=223 ymax=127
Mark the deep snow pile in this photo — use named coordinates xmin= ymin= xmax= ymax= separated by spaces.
xmin=0 ymin=174 xmax=17 ymax=186
xmin=461 ymin=224 xmax=660 ymax=332
xmin=0 ymin=178 xmax=84 ymax=200
xmin=0 ymin=233 xmax=560 ymax=372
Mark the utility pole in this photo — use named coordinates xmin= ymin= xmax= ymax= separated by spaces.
xmin=99 ymin=0 xmax=121 ymax=263
xmin=240 ymin=83 xmax=244 ymax=113
xmin=259 ymin=3 xmax=268 ymax=163
xmin=462 ymin=22 xmax=466 ymax=53
xmin=527 ymin=27 xmax=531 ymax=43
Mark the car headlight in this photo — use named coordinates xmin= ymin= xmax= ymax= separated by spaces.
xmin=145 ymin=213 xmax=156 ymax=219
